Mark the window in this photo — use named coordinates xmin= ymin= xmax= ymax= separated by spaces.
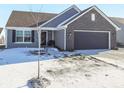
xmin=91 ymin=13 xmax=95 ymax=21
xmin=16 ymin=31 xmax=23 ymax=42
xmin=16 ymin=30 xmax=32 ymax=43
xmin=24 ymin=31 xmax=32 ymax=42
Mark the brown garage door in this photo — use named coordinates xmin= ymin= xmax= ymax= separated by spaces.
xmin=74 ymin=31 xmax=109 ymax=50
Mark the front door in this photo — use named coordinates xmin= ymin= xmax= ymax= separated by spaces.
xmin=41 ymin=32 xmax=47 ymax=46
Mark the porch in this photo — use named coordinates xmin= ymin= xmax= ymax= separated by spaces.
xmin=38 ymin=27 xmax=66 ymax=50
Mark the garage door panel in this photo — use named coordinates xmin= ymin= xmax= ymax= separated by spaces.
xmin=74 ymin=32 xmax=109 ymax=49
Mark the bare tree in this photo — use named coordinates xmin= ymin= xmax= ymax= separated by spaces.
xmin=28 ymin=5 xmax=43 ymax=79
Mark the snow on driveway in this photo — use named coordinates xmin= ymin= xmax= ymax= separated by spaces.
xmin=45 ymin=58 xmax=124 ymax=88
xmin=93 ymin=48 xmax=124 ymax=68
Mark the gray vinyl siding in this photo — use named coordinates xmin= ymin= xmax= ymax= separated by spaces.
xmin=7 ymin=29 xmax=39 ymax=48
xmin=54 ymin=30 xmax=64 ymax=50
xmin=66 ymin=9 xmax=117 ymax=50
xmin=48 ymin=31 xmax=52 ymax=41
xmin=117 ymin=30 xmax=124 ymax=45
xmin=43 ymin=8 xmax=79 ymax=27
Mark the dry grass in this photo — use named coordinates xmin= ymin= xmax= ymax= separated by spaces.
xmin=28 ymin=55 xmax=124 ymax=88
xmin=28 ymin=77 xmax=51 ymax=88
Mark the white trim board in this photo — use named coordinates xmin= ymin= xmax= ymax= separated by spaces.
xmin=39 ymin=5 xmax=81 ymax=27
xmin=14 ymin=42 xmax=32 ymax=44
xmin=74 ymin=30 xmax=110 ymax=33
xmin=6 ymin=26 xmax=65 ymax=31
xmin=6 ymin=27 xmax=37 ymax=31
xmin=65 ymin=6 xmax=120 ymax=31
xmin=74 ymin=30 xmax=111 ymax=49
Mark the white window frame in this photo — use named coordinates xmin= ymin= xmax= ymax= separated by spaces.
xmin=24 ymin=31 xmax=32 ymax=42
xmin=91 ymin=13 xmax=95 ymax=21
xmin=15 ymin=30 xmax=32 ymax=43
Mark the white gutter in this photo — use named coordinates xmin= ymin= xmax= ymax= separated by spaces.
xmin=6 ymin=27 xmax=37 ymax=31
xmin=6 ymin=26 xmax=66 ymax=31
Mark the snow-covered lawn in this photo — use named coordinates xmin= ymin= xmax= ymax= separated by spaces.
xmin=39 ymin=57 xmax=124 ymax=88
xmin=0 ymin=48 xmax=106 ymax=65
xmin=0 ymin=48 xmax=124 ymax=88
xmin=0 ymin=48 xmax=58 ymax=65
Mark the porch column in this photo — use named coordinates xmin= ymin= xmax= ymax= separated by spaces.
xmin=52 ymin=31 xmax=54 ymax=40
xmin=38 ymin=29 xmax=41 ymax=48
xmin=64 ymin=28 xmax=66 ymax=50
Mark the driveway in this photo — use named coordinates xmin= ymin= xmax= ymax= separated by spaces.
xmin=92 ymin=48 xmax=124 ymax=68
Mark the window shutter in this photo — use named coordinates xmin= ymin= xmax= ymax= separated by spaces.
xmin=32 ymin=30 xmax=34 ymax=42
xmin=12 ymin=30 xmax=16 ymax=42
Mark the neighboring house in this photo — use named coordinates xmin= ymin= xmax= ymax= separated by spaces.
xmin=5 ymin=5 xmax=120 ymax=50
xmin=0 ymin=28 xmax=3 ymax=36
xmin=0 ymin=28 xmax=4 ymax=44
xmin=110 ymin=17 xmax=124 ymax=46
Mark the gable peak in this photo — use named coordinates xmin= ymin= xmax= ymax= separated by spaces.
xmin=68 ymin=4 xmax=81 ymax=13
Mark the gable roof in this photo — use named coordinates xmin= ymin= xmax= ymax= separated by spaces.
xmin=40 ymin=5 xmax=81 ymax=27
xmin=6 ymin=10 xmax=57 ymax=27
xmin=110 ymin=17 xmax=124 ymax=30
xmin=0 ymin=28 xmax=3 ymax=34
xmin=5 ymin=5 xmax=121 ymax=31
xmin=110 ymin=17 xmax=124 ymax=25
xmin=62 ymin=5 xmax=120 ymax=31
xmin=60 ymin=6 xmax=93 ymax=26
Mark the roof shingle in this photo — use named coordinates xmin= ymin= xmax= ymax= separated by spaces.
xmin=6 ymin=10 xmax=57 ymax=27
xmin=110 ymin=17 xmax=124 ymax=30
xmin=110 ymin=17 xmax=124 ymax=25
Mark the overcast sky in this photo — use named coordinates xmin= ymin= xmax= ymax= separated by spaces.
xmin=0 ymin=4 xmax=124 ymax=27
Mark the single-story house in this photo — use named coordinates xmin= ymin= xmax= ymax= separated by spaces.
xmin=5 ymin=5 xmax=121 ymax=50
xmin=0 ymin=28 xmax=3 ymax=35
xmin=0 ymin=28 xmax=4 ymax=44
